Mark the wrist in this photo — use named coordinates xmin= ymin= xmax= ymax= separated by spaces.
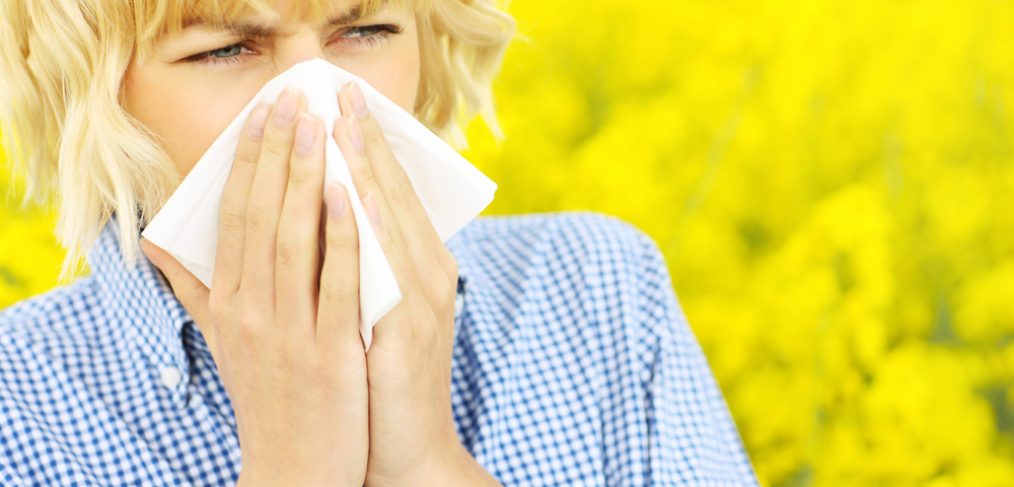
xmin=238 ymin=463 xmax=365 ymax=487
xmin=366 ymin=441 xmax=499 ymax=487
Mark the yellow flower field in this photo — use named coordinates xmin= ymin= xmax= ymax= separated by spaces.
xmin=2 ymin=0 xmax=1013 ymax=485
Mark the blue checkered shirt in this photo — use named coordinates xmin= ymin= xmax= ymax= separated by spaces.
xmin=0 ymin=211 xmax=757 ymax=486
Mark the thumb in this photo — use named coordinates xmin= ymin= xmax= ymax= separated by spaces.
xmin=139 ymin=238 xmax=216 ymax=346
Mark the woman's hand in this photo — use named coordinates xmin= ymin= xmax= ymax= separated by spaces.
xmin=333 ymin=82 xmax=500 ymax=487
xmin=140 ymin=88 xmax=369 ymax=487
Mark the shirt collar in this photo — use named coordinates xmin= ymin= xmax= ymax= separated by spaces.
xmin=87 ymin=212 xmax=473 ymax=407
xmin=87 ymin=213 xmax=195 ymax=406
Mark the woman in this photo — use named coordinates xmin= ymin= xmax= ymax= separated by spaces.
xmin=0 ymin=0 xmax=758 ymax=485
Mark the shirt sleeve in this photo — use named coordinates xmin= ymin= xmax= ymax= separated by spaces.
xmin=629 ymin=230 xmax=759 ymax=486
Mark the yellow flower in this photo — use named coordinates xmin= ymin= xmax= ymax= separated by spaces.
xmin=5 ymin=0 xmax=1014 ymax=484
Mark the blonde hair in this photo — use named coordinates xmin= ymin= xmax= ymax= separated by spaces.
xmin=0 ymin=0 xmax=516 ymax=283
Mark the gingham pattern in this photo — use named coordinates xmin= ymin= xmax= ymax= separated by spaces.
xmin=0 ymin=211 xmax=757 ymax=486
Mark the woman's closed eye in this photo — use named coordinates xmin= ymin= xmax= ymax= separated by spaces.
xmin=182 ymin=24 xmax=404 ymax=66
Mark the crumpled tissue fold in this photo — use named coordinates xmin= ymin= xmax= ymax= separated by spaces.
xmin=140 ymin=57 xmax=497 ymax=351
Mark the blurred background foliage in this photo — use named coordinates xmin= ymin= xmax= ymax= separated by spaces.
xmin=3 ymin=0 xmax=1014 ymax=485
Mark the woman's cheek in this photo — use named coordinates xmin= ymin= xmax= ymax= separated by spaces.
xmin=169 ymin=84 xmax=265 ymax=179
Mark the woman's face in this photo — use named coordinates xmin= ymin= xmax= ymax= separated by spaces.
xmin=122 ymin=0 xmax=420 ymax=181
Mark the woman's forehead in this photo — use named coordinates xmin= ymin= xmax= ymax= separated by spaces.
xmin=159 ymin=0 xmax=413 ymax=32
xmin=135 ymin=0 xmax=417 ymax=56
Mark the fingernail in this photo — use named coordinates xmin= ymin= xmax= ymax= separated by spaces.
xmin=325 ymin=181 xmax=347 ymax=219
xmin=294 ymin=115 xmax=316 ymax=157
xmin=247 ymin=104 xmax=270 ymax=140
xmin=349 ymin=82 xmax=368 ymax=119
xmin=363 ymin=191 xmax=383 ymax=233
xmin=347 ymin=115 xmax=364 ymax=152
xmin=274 ymin=88 xmax=299 ymax=126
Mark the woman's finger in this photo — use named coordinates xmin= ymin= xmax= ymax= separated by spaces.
xmin=338 ymin=82 xmax=456 ymax=309
xmin=275 ymin=113 xmax=326 ymax=335
xmin=214 ymin=103 xmax=271 ymax=297
xmin=241 ymin=88 xmax=304 ymax=311
xmin=332 ymin=112 xmax=425 ymax=345
xmin=140 ymin=238 xmax=216 ymax=348
xmin=316 ymin=181 xmax=363 ymax=350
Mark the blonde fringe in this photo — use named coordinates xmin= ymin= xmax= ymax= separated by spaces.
xmin=0 ymin=0 xmax=516 ymax=284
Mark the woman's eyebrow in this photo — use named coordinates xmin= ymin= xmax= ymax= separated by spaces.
xmin=181 ymin=0 xmax=389 ymax=38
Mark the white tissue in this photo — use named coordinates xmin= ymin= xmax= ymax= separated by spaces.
xmin=140 ymin=57 xmax=496 ymax=351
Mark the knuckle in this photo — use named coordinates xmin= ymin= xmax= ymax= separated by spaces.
xmin=207 ymin=291 xmax=230 ymax=319
xmin=275 ymin=235 xmax=304 ymax=269
xmin=261 ymin=139 xmax=292 ymax=160
xmin=438 ymin=282 xmax=457 ymax=311
xmin=319 ymin=274 xmax=352 ymax=304
xmin=219 ymin=200 xmax=246 ymax=230
xmin=235 ymin=308 xmax=268 ymax=341
xmin=362 ymin=123 xmax=384 ymax=145
xmin=326 ymin=218 xmax=358 ymax=247
xmin=387 ymin=183 xmax=413 ymax=208
xmin=288 ymin=162 xmax=317 ymax=187
xmin=245 ymin=204 xmax=274 ymax=235
xmin=301 ymin=348 xmax=327 ymax=375
xmin=416 ymin=270 xmax=455 ymax=312
xmin=234 ymin=145 xmax=259 ymax=166
xmin=303 ymin=347 xmax=351 ymax=384
xmin=350 ymin=164 xmax=377 ymax=189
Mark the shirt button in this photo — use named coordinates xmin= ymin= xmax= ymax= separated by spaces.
xmin=160 ymin=365 xmax=182 ymax=389
xmin=454 ymin=292 xmax=464 ymax=318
